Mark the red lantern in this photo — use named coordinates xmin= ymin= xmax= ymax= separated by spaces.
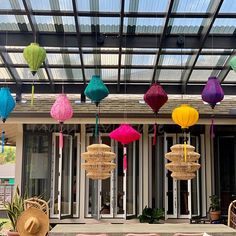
xmin=50 ymin=94 xmax=73 ymax=154
xmin=144 ymin=83 xmax=168 ymax=145
xmin=109 ymin=124 xmax=140 ymax=171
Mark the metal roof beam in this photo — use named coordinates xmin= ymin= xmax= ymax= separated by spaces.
xmin=72 ymin=0 xmax=86 ymax=84
xmin=181 ymin=0 xmax=224 ymax=93
xmin=3 ymin=83 xmax=236 ymax=95
xmin=151 ymin=0 xmax=175 ymax=83
xmin=117 ymin=0 xmax=125 ymax=92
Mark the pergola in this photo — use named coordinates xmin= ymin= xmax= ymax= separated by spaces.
xmin=0 ymin=0 xmax=236 ymax=98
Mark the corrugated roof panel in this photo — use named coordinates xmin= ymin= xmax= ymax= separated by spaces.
xmin=7 ymin=53 xmax=25 ymax=64
xmin=35 ymin=16 xmax=56 ymax=31
xmin=211 ymin=19 xmax=236 ymax=34
xmin=85 ymin=69 xmax=95 ymax=80
xmin=58 ymin=0 xmax=73 ymax=10
xmin=125 ymin=69 xmax=153 ymax=81
xmin=188 ymin=70 xmax=213 ymax=82
xmin=51 ymin=68 xmax=82 ymax=80
xmin=101 ymin=69 xmax=118 ymax=81
xmin=83 ymin=54 xmax=94 ymax=65
xmin=159 ymin=69 xmax=182 ymax=81
xmin=124 ymin=17 xmax=164 ymax=33
xmin=170 ymin=18 xmax=203 ymax=34
xmin=174 ymin=0 xmax=211 ymax=13
xmin=0 ymin=57 xmax=3 ymax=64
xmin=101 ymin=54 xmax=118 ymax=65
xmin=0 ymin=68 xmax=11 ymax=79
xmin=16 ymin=68 xmax=47 ymax=80
xmin=121 ymin=54 xmax=155 ymax=65
xmin=224 ymin=70 xmax=236 ymax=82
xmin=30 ymin=0 xmax=50 ymax=10
xmin=220 ymin=0 xmax=236 ymax=13
xmin=1 ymin=0 xmax=24 ymax=9
xmin=125 ymin=0 xmax=168 ymax=13
xmin=161 ymin=55 xmax=189 ymax=66
xmin=196 ymin=55 xmax=229 ymax=67
xmin=62 ymin=16 xmax=76 ymax=32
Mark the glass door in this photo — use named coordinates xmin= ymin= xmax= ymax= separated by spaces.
xmin=51 ymin=133 xmax=73 ymax=219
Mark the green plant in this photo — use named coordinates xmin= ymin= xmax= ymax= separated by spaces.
xmin=209 ymin=195 xmax=220 ymax=211
xmin=4 ymin=186 xmax=24 ymax=232
xmin=138 ymin=206 xmax=164 ymax=224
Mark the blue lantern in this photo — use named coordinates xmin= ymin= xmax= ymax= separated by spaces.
xmin=84 ymin=75 xmax=109 ymax=106
xmin=0 ymin=87 xmax=16 ymax=122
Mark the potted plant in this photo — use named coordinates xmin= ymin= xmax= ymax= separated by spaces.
xmin=4 ymin=186 xmax=24 ymax=236
xmin=209 ymin=195 xmax=221 ymax=221
xmin=138 ymin=206 xmax=164 ymax=224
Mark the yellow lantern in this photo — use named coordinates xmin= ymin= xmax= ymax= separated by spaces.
xmin=172 ymin=104 xmax=199 ymax=161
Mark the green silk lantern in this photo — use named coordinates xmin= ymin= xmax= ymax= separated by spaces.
xmin=23 ymin=43 xmax=46 ymax=105
xmin=230 ymin=56 xmax=236 ymax=72
xmin=23 ymin=43 xmax=46 ymax=75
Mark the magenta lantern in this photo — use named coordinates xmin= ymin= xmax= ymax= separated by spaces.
xmin=109 ymin=124 xmax=140 ymax=171
xmin=144 ymin=83 xmax=168 ymax=145
xmin=50 ymin=94 xmax=73 ymax=154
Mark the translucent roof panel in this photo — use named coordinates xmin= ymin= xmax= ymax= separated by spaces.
xmin=125 ymin=0 xmax=168 ymax=13
xmin=62 ymin=16 xmax=76 ymax=32
xmin=101 ymin=69 xmax=118 ymax=81
xmin=35 ymin=16 xmax=56 ymax=31
xmin=0 ymin=68 xmax=11 ymax=80
xmin=30 ymin=0 xmax=73 ymax=10
xmin=224 ymin=70 xmax=236 ymax=83
xmin=211 ymin=19 xmax=236 ymax=34
xmin=1 ymin=0 xmax=24 ymax=10
xmin=170 ymin=18 xmax=204 ymax=34
xmin=173 ymin=0 xmax=211 ymax=13
xmin=158 ymin=69 xmax=182 ymax=82
xmin=51 ymin=68 xmax=83 ymax=80
xmin=196 ymin=55 xmax=229 ymax=67
xmin=189 ymin=70 xmax=214 ymax=82
xmin=16 ymin=68 xmax=47 ymax=80
xmin=220 ymin=0 xmax=236 ymax=13
xmin=85 ymin=69 xmax=95 ymax=80
xmin=0 ymin=15 xmax=31 ymax=31
xmin=124 ymin=18 xmax=164 ymax=34
xmin=161 ymin=55 xmax=189 ymax=66
xmin=79 ymin=17 xmax=119 ymax=33
xmin=121 ymin=54 xmax=155 ymax=65
xmin=76 ymin=0 xmax=121 ymax=12
xmin=6 ymin=53 xmax=25 ymax=64
xmin=47 ymin=54 xmax=81 ymax=65
xmin=121 ymin=69 xmax=153 ymax=81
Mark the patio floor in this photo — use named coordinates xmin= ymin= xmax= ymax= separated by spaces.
xmin=49 ymin=223 xmax=236 ymax=236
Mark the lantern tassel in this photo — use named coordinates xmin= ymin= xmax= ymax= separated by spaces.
xmin=184 ymin=140 xmax=187 ymax=162
xmin=210 ymin=116 xmax=215 ymax=139
xmin=59 ymin=124 xmax=63 ymax=155
xmin=1 ymin=130 xmax=4 ymax=153
xmin=123 ymin=146 xmax=127 ymax=171
xmin=95 ymin=112 xmax=99 ymax=141
xmin=153 ymin=123 xmax=158 ymax=145
xmin=31 ymin=83 xmax=35 ymax=106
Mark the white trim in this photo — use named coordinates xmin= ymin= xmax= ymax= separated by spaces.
xmin=74 ymin=133 xmax=80 ymax=218
xmin=148 ymin=135 xmax=152 ymax=208
xmin=200 ymin=133 xmax=206 ymax=217
xmin=138 ymin=134 xmax=143 ymax=215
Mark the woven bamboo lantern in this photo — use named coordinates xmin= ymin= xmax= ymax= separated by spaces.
xmin=165 ymin=144 xmax=201 ymax=180
xmin=81 ymin=144 xmax=116 ymax=180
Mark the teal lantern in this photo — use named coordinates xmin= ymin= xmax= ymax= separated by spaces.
xmin=0 ymin=87 xmax=16 ymax=123
xmin=23 ymin=43 xmax=46 ymax=76
xmin=84 ymin=75 xmax=109 ymax=106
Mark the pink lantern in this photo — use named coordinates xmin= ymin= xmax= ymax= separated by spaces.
xmin=50 ymin=94 xmax=73 ymax=154
xmin=109 ymin=124 xmax=141 ymax=170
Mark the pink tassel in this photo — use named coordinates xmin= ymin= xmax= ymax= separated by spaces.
xmin=153 ymin=123 xmax=157 ymax=145
xmin=210 ymin=117 xmax=215 ymax=139
xmin=59 ymin=131 xmax=63 ymax=155
xmin=123 ymin=146 xmax=127 ymax=171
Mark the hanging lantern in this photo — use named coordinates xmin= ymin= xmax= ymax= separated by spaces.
xmin=201 ymin=77 xmax=224 ymax=138
xmin=172 ymin=104 xmax=199 ymax=162
xmin=144 ymin=83 xmax=168 ymax=145
xmin=109 ymin=124 xmax=140 ymax=171
xmin=229 ymin=56 xmax=236 ymax=72
xmin=165 ymin=144 xmax=201 ymax=180
xmin=0 ymin=87 xmax=16 ymax=123
xmin=84 ymin=75 xmax=109 ymax=106
xmin=23 ymin=43 xmax=46 ymax=105
xmin=81 ymin=144 xmax=116 ymax=180
xmin=23 ymin=43 xmax=46 ymax=75
xmin=50 ymin=94 xmax=73 ymax=155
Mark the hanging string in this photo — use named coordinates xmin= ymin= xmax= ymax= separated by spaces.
xmin=59 ymin=122 xmax=63 ymax=155
xmin=1 ymin=129 xmax=4 ymax=153
xmin=183 ymin=129 xmax=187 ymax=162
xmin=153 ymin=112 xmax=158 ymax=146
xmin=123 ymin=146 xmax=127 ymax=171
xmin=31 ymin=81 xmax=35 ymax=106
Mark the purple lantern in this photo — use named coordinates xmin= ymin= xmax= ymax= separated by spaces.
xmin=201 ymin=77 xmax=224 ymax=109
xmin=201 ymin=77 xmax=224 ymax=138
